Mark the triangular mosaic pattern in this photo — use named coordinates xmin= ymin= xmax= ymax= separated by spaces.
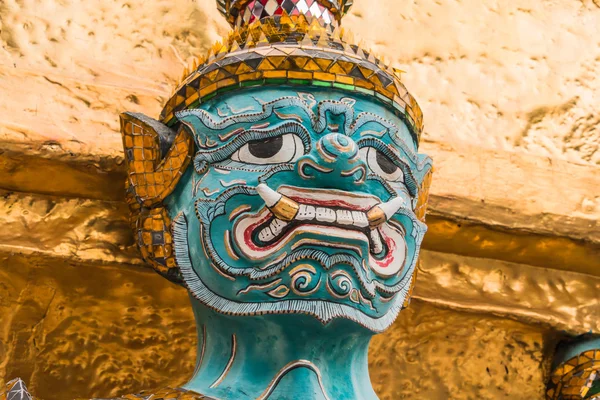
xmin=161 ymin=6 xmax=423 ymax=146
xmin=217 ymin=0 xmax=354 ymax=26
xmin=236 ymin=0 xmax=335 ymax=27
xmin=546 ymin=349 xmax=600 ymax=400
xmin=161 ymin=12 xmax=423 ymax=143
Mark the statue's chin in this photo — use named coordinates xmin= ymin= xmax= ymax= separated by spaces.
xmin=207 ymin=229 xmax=412 ymax=316
xmin=176 ymin=204 xmax=414 ymax=333
xmin=191 ymin=251 xmax=410 ymax=332
xmin=192 ymin=289 xmax=407 ymax=333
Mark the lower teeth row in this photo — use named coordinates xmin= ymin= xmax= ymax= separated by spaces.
xmin=257 ymin=216 xmax=384 ymax=255
xmin=258 ymin=218 xmax=288 ymax=242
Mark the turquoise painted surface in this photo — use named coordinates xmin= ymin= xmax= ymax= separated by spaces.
xmin=186 ymin=296 xmax=376 ymax=399
xmin=164 ymin=87 xmax=432 ymax=399
xmin=553 ymin=336 xmax=600 ymax=368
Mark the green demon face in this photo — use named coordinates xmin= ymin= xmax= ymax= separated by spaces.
xmin=166 ymin=87 xmax=432 ymax=332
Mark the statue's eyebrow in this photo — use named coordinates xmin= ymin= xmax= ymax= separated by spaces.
xmin=348 ymin=112 xmax=418 ymax=164
xmin=191 ymin=121 xmax=311 ymax=173
xmin=384 ymin=138 xmax=419 ymax=166
xmin=175 ymin=96 xmax=315 ymax=134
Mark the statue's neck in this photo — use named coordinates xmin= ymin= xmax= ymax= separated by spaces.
xmin=184 ymin=296 xmax=378 ymax=400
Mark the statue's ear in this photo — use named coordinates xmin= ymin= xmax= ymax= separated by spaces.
xmin=414 ymin=166 xmax=433 ymax=222
xmin=120 ymin=112 xmax=194 ymax=286
xmin=119 ymin=112 xmax=194 ymax=207
xmin=403 ymin=165 xmax=433 ymax=309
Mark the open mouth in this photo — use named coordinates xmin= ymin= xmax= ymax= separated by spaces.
xmin=254 ymin=197 xmax=389 ymax=258
xmin=230 ymin=184 xmax=408 ymax=278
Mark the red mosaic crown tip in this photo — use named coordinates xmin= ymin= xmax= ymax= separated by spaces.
xmin=216 ymin=0 xmax=353 ymax=27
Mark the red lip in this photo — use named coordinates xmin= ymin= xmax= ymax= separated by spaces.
xmin=242 ymin=211 xmax=275 ymax=252
xmin=374 ymin=232 xmax=397 ymax=269
xmin=288 ymin=195 xmax=373 ymax=212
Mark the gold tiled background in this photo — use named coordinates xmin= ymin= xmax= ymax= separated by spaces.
xmin=1 ymin=0 xmax=599 ymax=399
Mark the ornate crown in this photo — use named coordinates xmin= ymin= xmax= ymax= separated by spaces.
xmin=160 ymin=0 xmax=424 ymax=145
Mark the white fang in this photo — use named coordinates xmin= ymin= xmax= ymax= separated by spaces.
xmin=256 ymin=183 xmax=282 ymax=207
xmin=378 ymin=197 xmax=405 ymax=220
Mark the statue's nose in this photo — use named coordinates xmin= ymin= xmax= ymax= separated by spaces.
xmin=296 ymin=133 xmax=366 ymax=190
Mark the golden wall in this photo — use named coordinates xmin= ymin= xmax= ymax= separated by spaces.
xmin=0 ymin=0 xmax=599 ymax=399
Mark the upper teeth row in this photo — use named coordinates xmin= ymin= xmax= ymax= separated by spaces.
xmin=258 ymin=206 xmax=370 ymax=243
xmin=255 ymin=183 xmax=406 ymax=228
xmin=296 ymin=204 xmax=369 ymax=227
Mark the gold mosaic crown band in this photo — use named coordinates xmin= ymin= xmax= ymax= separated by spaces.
xmin=161 ymin=0 xmax=424 ymax=146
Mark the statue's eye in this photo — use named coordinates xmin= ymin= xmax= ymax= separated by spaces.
xmin=359 ymin=147 xmax=404 ymax=182
xmin=231 ymin=134 xmax=304 ymax=164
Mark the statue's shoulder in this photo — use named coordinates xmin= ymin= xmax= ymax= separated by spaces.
xmin=0 ymin=379 xmax=212 ymax=400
